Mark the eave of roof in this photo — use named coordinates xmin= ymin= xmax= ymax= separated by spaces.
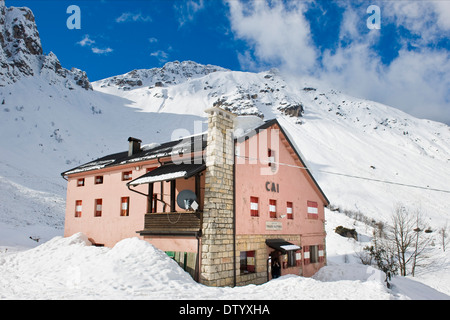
xmin=61 ymin=134 xmax=207 ymax=177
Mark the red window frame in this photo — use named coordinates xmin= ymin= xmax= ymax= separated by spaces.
xmin=287 ymin=201 xmax=293 ymax=219
xmin=94 ymin=199 xmax=102 ymax=217
xmin=269 ymin=199 xmax=277 ymax=218
xmin=295 ymin=250 xmax=302 ymax=266
xmin=250 ymin=196 xmax=259 ymax=217
xmin=307 ymin=201 xmax=319 ymax=219
xmin=77 ymin=178 xmax=85 ymax=187
xmin=75 ymin=200 xmax=82 ymax=218
xmin=268 ymin=148 xmax=274 ymax=167
xmin=240 ymin=250 xmax=256 ymax=274
xmin=120 ymin=197 xmax=130 ymax=216
xmin=318 ymin=244 xmax=325 ymax=263
xmin=303 ymin=246 xmax=310 ymax=265
xmin=122 ymin=171 xmax=132 ymax=181
xmin=148 ymin=193 xmax=157 ymax=213
xmin=95 ymin=176 xmax=103 ymax=184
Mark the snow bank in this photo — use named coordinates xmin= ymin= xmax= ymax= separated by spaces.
xmin=2 ymin=232 xmax=447 ymax=300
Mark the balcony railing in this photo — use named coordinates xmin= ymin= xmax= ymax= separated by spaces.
xmin=138 ymin=212 xmax=202 ymax=236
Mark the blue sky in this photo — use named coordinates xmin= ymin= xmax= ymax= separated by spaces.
xmin=9 ymin=0 xmax=450 ymax=124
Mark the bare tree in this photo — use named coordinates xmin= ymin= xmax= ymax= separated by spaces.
xmin=438 ymin=221 xmax=449 ymax=252
xmin=410 ymin=210 xmax=433 ymax=276
xmin=390 ymin=205 xmax=415 ymax=276
xmin=390 ymin=204 xmax=433 ymax=276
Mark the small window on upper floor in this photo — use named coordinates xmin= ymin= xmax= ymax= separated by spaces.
xmin=268 ymin=148 xmax=274 ymax=166
xmin=307 ymin=201 xmax=318 ymax=219
xmin=287 ymin=202 xmax=293 ymax=219
xmin=250 ymin=196 xmax=259 ymax=217
xmin=95 ymin=176 xmax=103 ymax=184
xmin=77 ymin=178 xmax=85 ymax=187
xmin=269 ymin=199 xmax=277 ymax=218
xmin=94 ymin=199 xmax=102 ymax=217
xmin=122 ymin=171 xmax=132 ymax=181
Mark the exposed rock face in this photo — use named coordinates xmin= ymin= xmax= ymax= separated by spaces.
xmin=0 ymin=0 xmax=92 ymax=90
xmin=96 ymin=60 xmax=227 ymax=91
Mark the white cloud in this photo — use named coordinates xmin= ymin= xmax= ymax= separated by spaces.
xmin=174 ymin=0 xmax=205 ymax=27
xmin=150 ymin=50 xmax=169 ymax=63
xmin=226 ymin=0 xmax=450 ymax=124
xmin=77 ymin=35 xmax=113 ymax=55
xmin=77 ymin=35 xmax=95 ymax=47
xmin=432 ymin=1 xmax=450 ymax=30
xmin=91 ymin=47 xmax=113 ymax=55
xmin=116 ymin=12 xmax=152 ymax=23
xmin=227 ymin=0 xmax=317 ymax=75
xmin=148 ymin=37 xmax=158 ymax=44
xmin=382 ymin=1 xmax=449 ymax=45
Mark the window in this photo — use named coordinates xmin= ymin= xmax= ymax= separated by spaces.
xmin=77 ymin=178 xmax=85 ymax=187
xmin=287 ymin=251 xmax=297 ymax=267
xmin=94 ymin=199 xmax=102 ymax=217
xmin=268 ymin=148 xmax=274 ymax=166
xmin=319 ymin=244 xmax=325 ymax=263
xmin=287 ymin=202 xmax=293 ymax=219
xmin=250 ymin=196 xmax=259 ymax=217
xmin=304 ymin=245 xmax=324 ymax=264
xmin=147 ymin=193 xmax=157 ymax=213
xmin=75 ymin=200 xmax=82 ymax=218
xmin=303 ymin=246 xmax=310 ymax=265
xmin=307 ymin=201 xmax=318 ymax=219
xmin=95 ymin=176 xmax=103 ymax=184
xmin=240 ymin=251 xmax=256 ymax=274
xmin=122 ymin=171 xmax=132 ymax=181
xmin=268 ymin=148 xmax=276 ymax=171
xmin=310 ymin=245 xmax=319 ymax=263
xmin=269 ymin=199 xmax=277 ymax=218
xmin=120 ymin=197 xmax=130 ymax=216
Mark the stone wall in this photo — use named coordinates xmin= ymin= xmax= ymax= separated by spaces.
xmin=236 ymin=234 xmax=302 ymax=286
xmin=200 ymin=107 xmax=236 ymax=287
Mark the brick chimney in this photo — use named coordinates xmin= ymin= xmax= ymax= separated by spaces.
xmin=201 ymin=106 xmax=236 ymax=287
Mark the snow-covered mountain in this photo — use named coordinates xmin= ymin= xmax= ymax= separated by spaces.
xmin=0 ymin=0 xmax=449 ymax=298
xmin=93 ymin=61 xmax=450 ymax=224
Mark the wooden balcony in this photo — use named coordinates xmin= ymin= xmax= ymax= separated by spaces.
xmin=137 ymin=212 xmax=202 ymax=236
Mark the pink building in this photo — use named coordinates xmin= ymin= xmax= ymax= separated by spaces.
xmin=62 ymin=107 xmax=329 ymax=286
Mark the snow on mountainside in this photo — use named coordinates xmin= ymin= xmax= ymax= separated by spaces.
xmin=94 ymin=61 xmax=450 ymax=225
xmin=0 ymin=0 xmax=449 ymax=299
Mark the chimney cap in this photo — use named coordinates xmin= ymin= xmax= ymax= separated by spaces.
xmin=128 ymin=137 xmax=142 ymax=143
xmin=204 ymin=106 xmax=236 ymax=118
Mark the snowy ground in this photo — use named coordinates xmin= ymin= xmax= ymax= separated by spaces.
xmin=0 ymin=208 xmax=448 ymax=300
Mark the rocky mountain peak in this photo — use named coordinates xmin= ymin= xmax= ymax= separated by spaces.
xmin=96 ymin=60 xmax=228 ymax=91
xmin=0 ymin=0 xmax=91 ymax=90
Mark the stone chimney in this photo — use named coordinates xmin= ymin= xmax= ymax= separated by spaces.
xmin=201 ymin=106 xmax=236 ymax=287
xmin=128 ymin=137 xmax=142 ymax=156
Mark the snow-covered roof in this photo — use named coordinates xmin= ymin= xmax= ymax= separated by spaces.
xmin=128 ymin=163 xmax=206 ymax=186
xmin=61 ymin=134 xmax=207 ymax=176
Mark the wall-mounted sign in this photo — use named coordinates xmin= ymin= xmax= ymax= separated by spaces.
xmin=266 ymin=221 xmax=282 ymax=231
xmin=265 ymin=181 xmax=279 ymax=193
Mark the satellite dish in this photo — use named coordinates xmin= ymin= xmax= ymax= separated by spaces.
xmin=177 ymin=189 xmax=198 ymax=210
